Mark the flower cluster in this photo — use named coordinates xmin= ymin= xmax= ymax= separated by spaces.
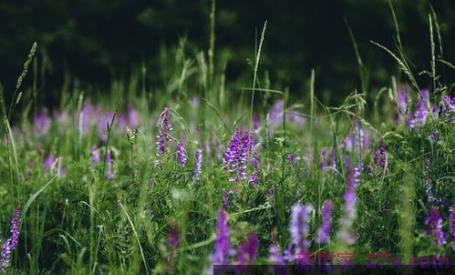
xmin=210 ymin=209 xmax=232 ymax=266
xmin=320 ymin=147 xmax=337 ymax=172
xmin=176 ymin=142 xmax=187 ymax=166
xmin=90 ymin=145 xmax=100 ymax=166
xmin=286 ymin=203 xmax=314 ymax=262
xmin=156 ymin=107 xmax=175 ymax=163
xmin=0 ymin=208 xmax=21 ymax=272
xmin=337 ymin=161 xmax=362 ymax=245
xmin=341 ymin=121 xmax=371 ymax=152
xmin=34 ymin=109 xmax=52 ymax=137
xmin=441 ymin=95 xmax=455 ymax=124
xmin=367 ymin=139 xmax=386 ymax=176
xmin=223 ymin=128 xmax=254 ymax=183
xmin=236 ymin=233 xmax=258 ymax=265
xmin=450 ymin=208 xmax=455 ymax=250
xmin=248 ymin=153 xmax=260 ymax=185
xmin=43 ymin=154 xmax=66 ymax=177
xmin=268 ymin=100 xmax=305 ymax=136
xmin=424 ymin=207 xmax=446 ymax=247
xmin=316 ymin=200 xmax=333 ymax=244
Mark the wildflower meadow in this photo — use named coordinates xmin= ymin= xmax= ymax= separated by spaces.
xmin=1 ymin=1 xmax=455 ymax=274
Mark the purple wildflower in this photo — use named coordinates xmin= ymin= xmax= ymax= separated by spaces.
xmin=269 ymin=243 xmax=284 ymax=265
xmin=269 ymin=100 xmax=285 ymax=129
xmin=369 ymin=139 xmax=386 ymax=176
xmin=237 ymin=233 xmax=259 ymax=265
xmin=167 ymin=223 xmax=180 ymax=250
xmin=317 ymin=200 xmax=333 ymax=244
xmin=287 ymin=154 xmax=296 ymax=165
xmin=90 ymin=145 xmax=100 ymax=166
xmin=238 ymin=130 xmax=252 ymax=181
xmin=248 ymin=153 xmax=260 ymax=185
xmin=410 ymin=89 xmax=430 ymax=129
xmin=0 ymin=208 xmax=21 ymax=272
xmin=223 ymin=128 xmax=254 ymax=183
xmin=287 ymin=110 xmax=305 ymax=127
xmin=193 ymin=149 xmax=202 ymax=181
xmin=127 ymin=105 xmax=139 ymax=128
xmin=442 ymin=95 xmax=455 ymax=124
xmin=342 ymin=125 xmax=371 ymax=153
xmin=424 ymin=207 xmax=446 ymax=247
xmin=320 ymin=147 xmax=336 ymax=172
xmin=96 ymin=111 xmax=115 ymax=141
xmin=396 ymin=85 xmax=411 ymax=124
xmin=156 ymin=107 xmax=174 ymax=162
xmin=288 ymin=203 xmax=313 ymax=259
xmin=222 ymin=191 xmax=230 ymax=210
xmin=266 ymin=187 xmax=275 ymax=198
xmin=268 ymin=100 xmax=305 ymax=136
xmin=397 ymin=87 xmax=410 ymax=112
xmin=211 ymin=209 xmax=231 ymax=265
xmin=337 ymin=162 xmax=362 ymax=245
xmin=34 ymin=109 xmax=52 ymax=136
xmin=43 ymin=154 xmax=55 ymax=171
xmin=450 ymin=207 xmax=455 ymax=238
xmin=319 ymin=148 xmax=328 ymax=170
xmin=105 ymin=150 xmax=114 ymax=180
xmin=176 ymin=142 xmax=187 ymax=166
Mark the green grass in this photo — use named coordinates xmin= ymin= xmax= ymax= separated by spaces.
xmin=1 ymin=6 xmax=455 ymax=274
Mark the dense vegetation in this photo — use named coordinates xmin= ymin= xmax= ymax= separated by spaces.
xmin=0 ymin=1 xmax=455 ymax=274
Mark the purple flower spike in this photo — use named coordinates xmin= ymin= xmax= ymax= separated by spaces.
xmin=441 ymin=95 xmax=455 ymax=124
xmin=127 ymin=105 xmax=139 ymax=128
xmin=450 ymin=207 xmax=455 ymax=238
xmin=222 ymin=191 xmax=230 ymax=210
xmin=249 ymin=153 xmax=260 ymax=185
xmin=176 ymin=142 xmax=187 ymax=166
xmin=337 ymin=162 xmax=362 ymax=245
xmin=90 ymin=145 xmax=100 ymax=166
xmin=237 ymin=233 xmax=259 ymax=265
xmin=269 ymin=243 xmax=284 ymax=265
xmin=410 ymin=89 xmax=430 ymax=129
xmin=317 ymin=200 xmax=333 ymax=244
xmin=0 ymin=208 xmax=21 ymax=272
xmin=167 ymin=223 xmax=180 ymax=250
xmin=156 ymin=107 xmax=175 ymax=163
xmin=34 ymin=109 xmax=52 ymax=136
xmin=211 ymin=209 xmax=232 ymax=266
xmin=43 ymin=154 xmax=55 ymax=171
xmin=193 ymin=149 xmax=202 ymax=181
xmin=105 ymin=150 xmax=114 ymax=180
xmin=223 ymin=128 xmax=254 ymax=183
xmin=396 ymin=85 xmax=410 ymax=124
xmin=287 ymin=154 xmax=296 ymax=165
xmin=268 ymin=100 xmax=305 ymax=136
xmin=424 ymin=207 xmax=446 ymax=247
xmin=289 ymin=203 xmax=313 ymax=258
xmin=397 ymin=87 xmax=410 ymax=112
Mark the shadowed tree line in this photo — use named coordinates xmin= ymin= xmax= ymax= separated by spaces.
xmin=1 ymin=0 xmax=454 ymax=105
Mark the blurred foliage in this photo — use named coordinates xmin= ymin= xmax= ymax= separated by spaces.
xmin=0 ymin=0 xmax=454 ymax=105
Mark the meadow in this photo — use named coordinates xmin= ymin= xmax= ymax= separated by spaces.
xmin=1 ymin=4 xmax=455 ymax=275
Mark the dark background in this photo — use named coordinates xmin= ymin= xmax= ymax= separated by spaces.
xmin=1 ymin=0 xmax=454 ymax=104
